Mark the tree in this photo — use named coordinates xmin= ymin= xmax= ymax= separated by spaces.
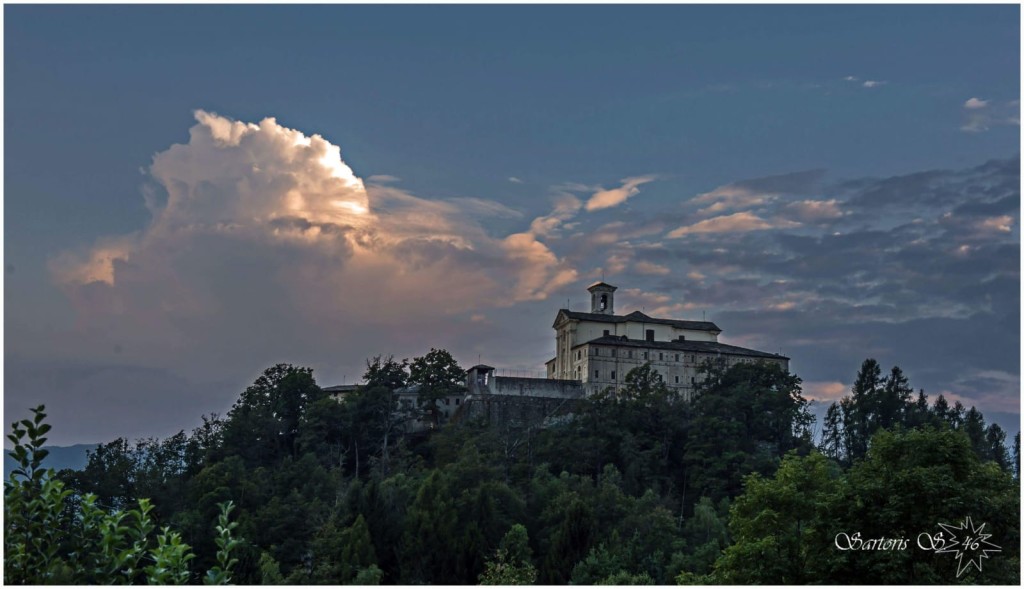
xmin=827 ymin=428 xmax=1019 ymax=584
xmin=1014 ymin=432 xmax=1021 ymax=480
xmin=984 ymin=423 xmax=1012 ymax=472
xmin=684 ymin=360 xmax=812 ymax=504
xmin=220 ymin=364 xmax=324 ymax=464
xmin=409 ymin=348 xmax=466 ymax=427
xmin=820 ymin=403 xmax=844 ymax=462
xmin=842 ymin=359 xmax=883 ymax=463
xmin=714 ymin=451 xmax=838 ymax=584
xmin=4 ymin=406 xmax=241 ymax=585
xmin=479 ymin=524 xmax=537 ymax=585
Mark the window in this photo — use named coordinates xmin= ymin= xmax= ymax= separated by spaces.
xmin=646 ymin=329 xmax=655 ymax=342
xmin=611 ymin=349 xmax=617 ymax=358
xmin=691 ymin=376 xmax=696 ymax=384
xmin=594 ymin=370 xmax=600 ymax=379
xmin=455 ymin=398 xmax=461 ymax=405
xmin=659 ymin=352 xmax=664 ymax=361
xmin=643 ymin=352 xmax=648 ymax=360
xmin=600 ymin=293 xmax=608 ymax=311
xmin=576 ymin=350 xmax=581 ymax=361
xmin=674 ymin=376 xmax=680 ymax=384
xmin=611 ymin=371 xmax=616 ymax=380
xmin=675 ymin=354 xmax=680 ymax=362
xmin=627 ymin=350 xmax=632 ymax=358
xmin=603 ymin=329 xmax=610 ymax=337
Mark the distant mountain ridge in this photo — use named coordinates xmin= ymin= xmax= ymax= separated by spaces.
xmin=4 ymin=444 xmax=96 ymax=477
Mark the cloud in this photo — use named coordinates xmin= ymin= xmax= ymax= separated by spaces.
xmin=667 ymin=211 xmax=800 ymax=237
xmin=634 ymin=260 xmax=671 ymax=275
xmin=584 ymin=175 xmax=658 ymax=211
xmin=784 ymin=199 xmax=844 ymax=223
xmin=508 ymin=176 xmax=523 ymax=184
xmin=862 ymin=80 xmax=886 ymax=88
xmin=960 ymin=98 xmax=1018 ymax=133
xmin=528 ymin=193 xmax=583 ymax=237
xmin=51 ymin=111 xmax=580 ymax=380
xmin=691 ymin=186 xmax=771 ymax=217
xmin=803 ymin=381 xmax=848 ymax=402
xmin=843 ymin=75 xmax=858 ymax=82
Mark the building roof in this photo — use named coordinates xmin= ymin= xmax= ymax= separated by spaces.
xmin=555 ymin=309 xmax=721 ymax=332
xmin=324 ymin=384 xmax=360 ymax=394
xmin=587 ymin=281 xmax=618 ymax=291
xmin=576 ymin=335 xmax=788 ymax=360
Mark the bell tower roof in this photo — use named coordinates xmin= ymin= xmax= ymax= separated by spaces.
xmin=587 ymin=281 xmax=616 ymax=314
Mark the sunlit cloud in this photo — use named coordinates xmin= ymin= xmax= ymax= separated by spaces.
xmin=803 ymin=381 xmax=848 ymax=402
xmin=584 ymin=175 xmax=658 ymax=211
xmin=51 ymin=111 xmax=581 ymax=376
xmin=667 ymin=211 xmax=800 ymax=237
xmin=784 ymin=199 xmax=844 ymax=222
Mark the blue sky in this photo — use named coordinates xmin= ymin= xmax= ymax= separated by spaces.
xmin=5 ymin=5 xmax=1020 ymax=444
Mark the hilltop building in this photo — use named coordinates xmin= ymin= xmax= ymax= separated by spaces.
xmin=546 ymin=282 xmax=788 ymax=399
xmin=326 ymin=281 xmax=787 ymax=428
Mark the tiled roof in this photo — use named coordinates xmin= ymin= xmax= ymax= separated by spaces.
xmin=556 ymin=309 xmax=721 ymax=332
xmin=576 ymin=335 xmax=787 ymax=360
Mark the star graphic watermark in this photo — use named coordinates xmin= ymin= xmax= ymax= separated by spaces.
xmin=932 ymin=517 xmax=1002 ymax=577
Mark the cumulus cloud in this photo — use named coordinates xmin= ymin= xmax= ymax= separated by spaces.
xmin=51 ymin=111 xmax=579 ymax=379
xmin=667 ymin=211 xmax=800 ymax=237
xmin=508 ymin=176 xmax=523 ymax=184
xmin=964 ymin=97 xmax=989 ymax=109
xmin=584 ymin=175 xmax=658 ymax=211
xmin=961 ymin=98 xmax=1018 ymax=133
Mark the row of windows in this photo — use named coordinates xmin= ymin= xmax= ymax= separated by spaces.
xmin=585 ymin=347 xmax=698 ymax=363
xmin=592 ymin=368 xmax=697 ymax=385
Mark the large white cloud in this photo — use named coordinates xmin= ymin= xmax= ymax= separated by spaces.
xmin=51 ymin=111 xmax=578 ymax=377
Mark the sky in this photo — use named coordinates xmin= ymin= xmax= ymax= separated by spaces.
xmin=4 ymin=5 xmax=1020 ymax=445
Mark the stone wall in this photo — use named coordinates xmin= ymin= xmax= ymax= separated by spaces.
xmin=489 ymin=376 xmax=583 ymax=399
xmin=455 ymin=393 xmax=584 ymax=430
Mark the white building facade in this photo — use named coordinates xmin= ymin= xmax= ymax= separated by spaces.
xmin=546 ymin=282 xmax=788 ymax=399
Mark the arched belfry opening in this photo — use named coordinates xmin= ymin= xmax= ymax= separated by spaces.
xmin=587 ymin=281 xmax=617 ymax=315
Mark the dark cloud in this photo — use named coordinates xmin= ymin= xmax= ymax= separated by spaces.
xmin=733 ymin=168 xmax=826 ymax=195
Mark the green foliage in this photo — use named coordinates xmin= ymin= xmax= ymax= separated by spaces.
xmin=409 ymin=348 xmax=466 ymax=426
xmin=820 ymin=358 xmax=1015 ymax=477
xmin=204 ymin=501 xmax=242 ymax=584
xmin=716 ymin=429 xmax=1020 ymax=584
xmin=258 ymin=551 xmax=285 ymax=584
xmin=684 ymin=359 xmax=812 ymax=503
xmin=479 ymin=524 xmax=537 ymax=585
xmin=33 ymin=352 xmax=1019 ymax=585
xmin=4 ymin=406 xmax=242 ymax=585
xmin=714 ymin=451 xmax=839 ymax=584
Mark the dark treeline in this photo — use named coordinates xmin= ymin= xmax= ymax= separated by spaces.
xmin=48 ymin=353 xmax=1018 ymax=584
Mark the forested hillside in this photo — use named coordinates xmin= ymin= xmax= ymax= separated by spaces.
xmin=5 ymin=352 xmax=1019 ymax=584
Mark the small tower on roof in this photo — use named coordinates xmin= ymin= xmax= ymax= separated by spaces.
xmin=588 ymin=281 xmax=617 ymax=315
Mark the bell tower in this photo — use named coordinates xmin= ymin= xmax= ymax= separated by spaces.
xmin=588 ymin=281 xmax=617 ymax=315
